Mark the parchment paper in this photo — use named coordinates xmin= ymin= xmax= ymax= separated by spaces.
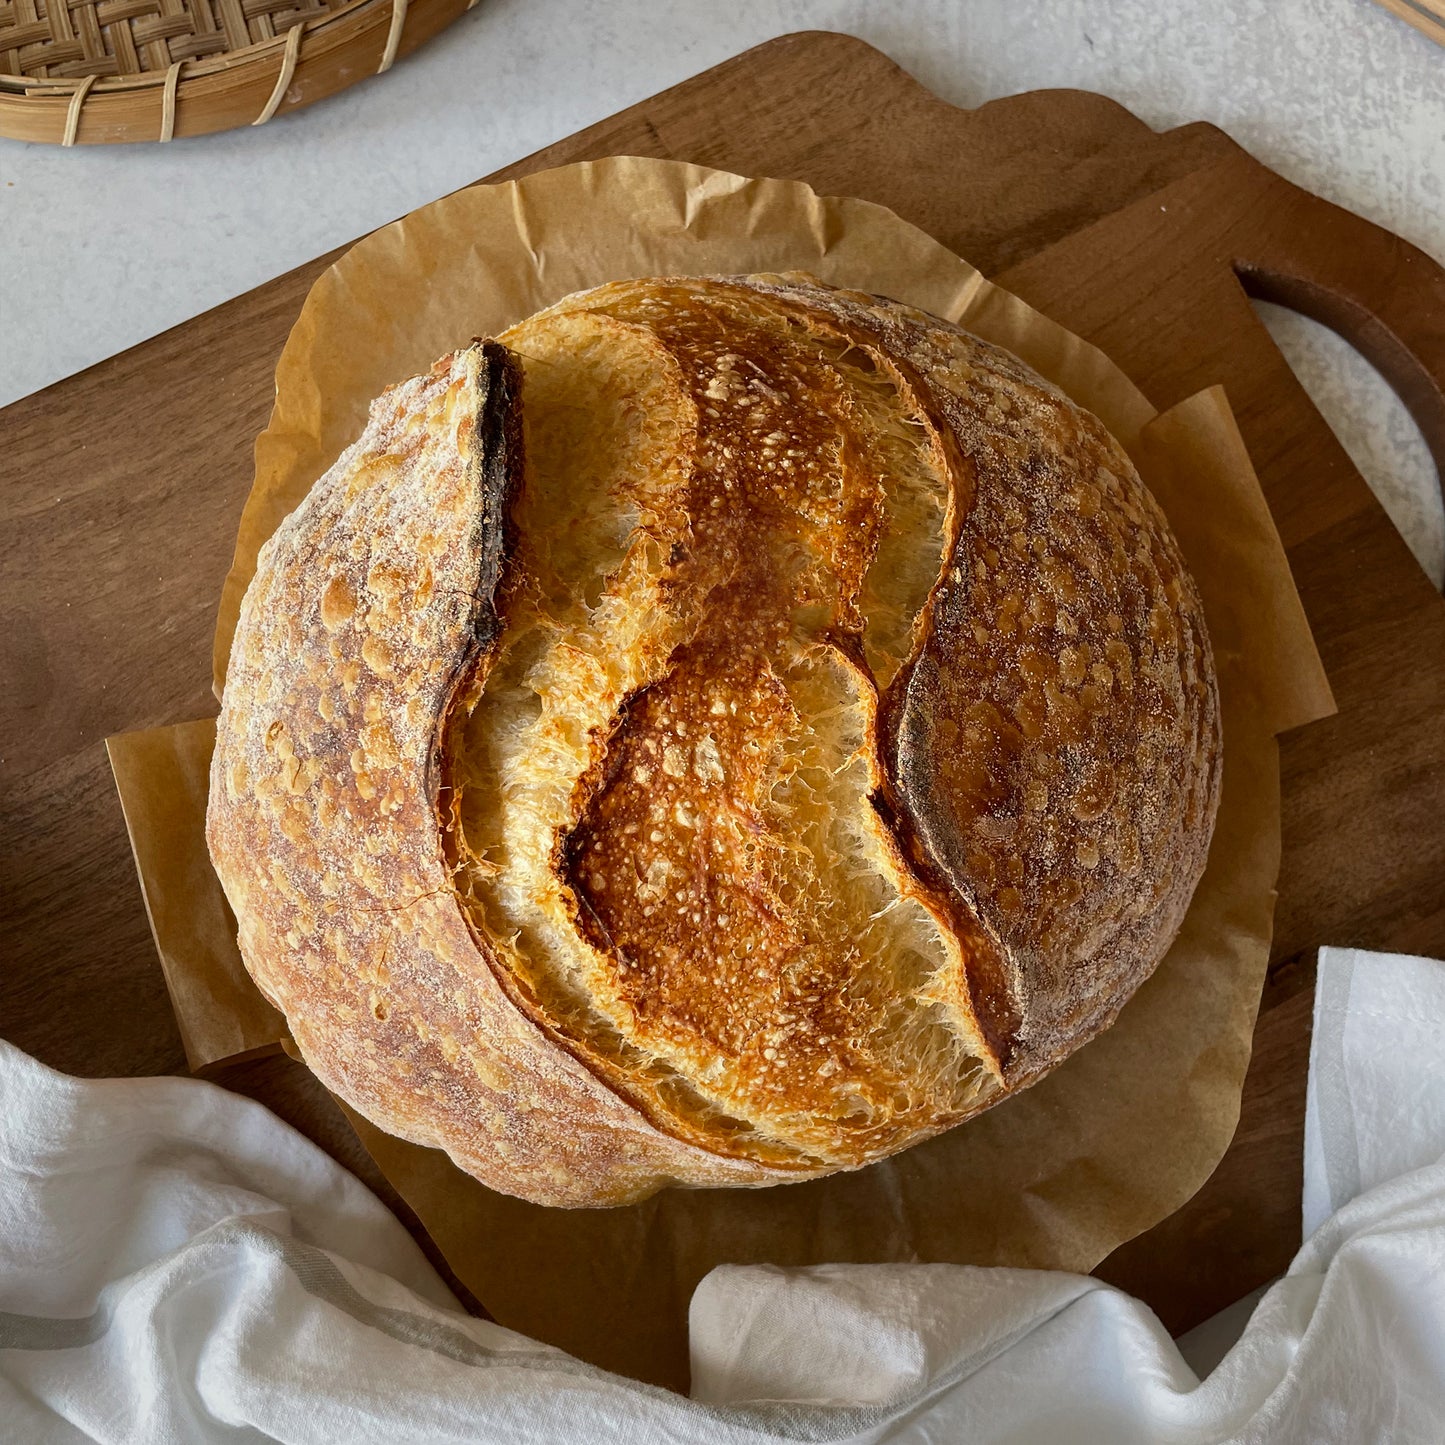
xmin=111 ymin=157 xmax=1335 ymax=1392
xmin=106 ymin=718 xmax=285 ymax=1073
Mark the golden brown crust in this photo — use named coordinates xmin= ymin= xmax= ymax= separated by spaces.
xmin=735 ymin=276 xmax=1221 ymax=1084
xmin=207 ymin=341 xmax=789 ymax=1205
xmin=492 ymin=280 xmax=997 ymax=1165
xmin=209 ymin=277 xmax=1221 ymax=1207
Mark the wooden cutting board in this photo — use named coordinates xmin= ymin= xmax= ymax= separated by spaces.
xmin=3 ymin=30 xmax=1443 ymax=1342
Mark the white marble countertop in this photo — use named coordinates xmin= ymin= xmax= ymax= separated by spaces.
xmin=1 ymin=0 xmax=1440 ymax=581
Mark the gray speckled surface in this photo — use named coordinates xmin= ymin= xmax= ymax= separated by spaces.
xmin=1255 ymin=302 xmax=1444 ymax=586
xmin=1 ymin=0 xmax=1440 ymax=577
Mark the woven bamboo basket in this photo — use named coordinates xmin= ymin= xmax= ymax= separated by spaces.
xmin=0 ymin=0 xmax=477 ymax=145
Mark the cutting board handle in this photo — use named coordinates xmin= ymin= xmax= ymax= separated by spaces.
xmin=1231 ymin=173 xmax=1445 ymax=541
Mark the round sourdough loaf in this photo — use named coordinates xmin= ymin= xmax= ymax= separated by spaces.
xmin=207 ymin=275 xmax=1221 ymax=1207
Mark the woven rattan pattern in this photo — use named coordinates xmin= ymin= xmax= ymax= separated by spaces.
xmin=0 ymin=0 xmax=346 ymax=80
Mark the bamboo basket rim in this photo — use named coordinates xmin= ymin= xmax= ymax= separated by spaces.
xmin=0 ymin=0 xmax=479 ymax=144
xmin=3 ymin=0 xmax=371 ymax=96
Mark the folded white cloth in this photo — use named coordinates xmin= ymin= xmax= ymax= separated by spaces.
xmin=3 ymin=946 xmax=1443 ymax=1443
xmin=1303 ymin=946 xmax=1445 ymax=1236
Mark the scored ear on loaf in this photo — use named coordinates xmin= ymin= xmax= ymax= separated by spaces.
xmin=207 ymin=275 xmax=1221 ymax=1207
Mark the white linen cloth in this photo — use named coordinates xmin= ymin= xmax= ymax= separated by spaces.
xmin=3 ymin=945 xmax=1443 ymax=1443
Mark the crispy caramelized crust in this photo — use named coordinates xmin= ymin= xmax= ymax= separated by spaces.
xmin=209 ymin=277 xmax=1221 ymax=1207
xmin=208 ymin=343 xmax=790 ymax=1204
xmin=733 ymin=277 xmax=1221 ymax=1083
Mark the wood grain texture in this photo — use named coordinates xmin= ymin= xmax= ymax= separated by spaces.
xmin=1370 ymin=0 xmax=1445 ymax=49
xmin=2 ymin=30 xmax=1442 ymax=1338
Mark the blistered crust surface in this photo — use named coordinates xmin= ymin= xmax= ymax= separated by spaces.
xmin=745 ymin=278 xmax=1221 ymax=1079
xmin=521 ymin=281 xmax=993 ymax=1162
xmin=207 ymin=344 xmax=784 ymax=1204
xmin=210 ymin=277 xmax=1222 ymax=1208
